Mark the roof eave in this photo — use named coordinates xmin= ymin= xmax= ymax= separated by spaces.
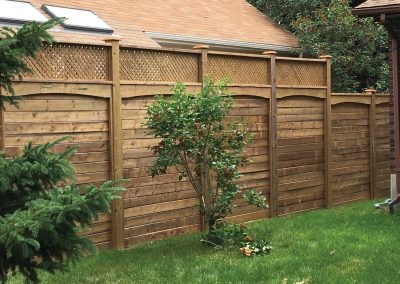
xmin=353 ymin=5 xmax=400 ymax=16
xmin=146 ymin=32 xmax=298 ymax=53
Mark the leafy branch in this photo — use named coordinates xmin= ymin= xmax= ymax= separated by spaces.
xmin=145 ymin=78 xmax=267 ymax=246
xmin=0 ymin=18 xmax=63 ymax=108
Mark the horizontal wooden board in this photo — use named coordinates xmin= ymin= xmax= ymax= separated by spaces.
xmin=124 ymin=224 xmax=200 ymax=247
xmin=3 ymin=86 xmax=390 ymax=249
xmin=124 ymin=207 xmax=199 ymax=228
xmin=6 ymin=99 xmax=108 ymax=112
xmin=226 ymin=210 xmax=269 ymax=223
xmin=124 ymin=198 xmax=199 ymax=218
xmin=279 ymin=199 xmax=325 ymax=215
xmin=124 ymin=215 xmax=200 ymax=238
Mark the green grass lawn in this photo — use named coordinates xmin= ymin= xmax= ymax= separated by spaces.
xmin=9 ymin=200 xmax=400 ymax=284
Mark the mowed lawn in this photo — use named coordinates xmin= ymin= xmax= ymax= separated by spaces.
xmin=9 ymin=200 xmax=400 ymax=284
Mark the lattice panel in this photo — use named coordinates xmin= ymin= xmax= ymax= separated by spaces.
xmin=208 ymin=55 xmax=270 ymax=85
xmin=120 ymin=49 xmax=199 ymax=82
xmin=24 ymin=44 xmax=110 ymax=80
xmin=276 ymin=60 xmax=325 ymax=86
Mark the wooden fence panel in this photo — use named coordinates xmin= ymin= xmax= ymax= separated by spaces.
xmin=121 ymin=96 xmax=201 ymax=247
xmin=2 ymin=43 xmax=392 ymax=249
xmin=227 ymin=96 xmax=270 ymax=223
xmin=23 ymin=44 xmax=110 ymax=81
xmin=120 ymin=49 xmax=199 ymax=83
xmin=331 ymin=103 xmax=371 ymax=205
xmin=375 ymin=102 xmax=391 ymax=198
xmin=277 ymin=96 xmax=325 ymax=215
xmin=276 ymin=60 xmax=325 ymax=87
xmin=208 ymin=54 xmax=270 ymax=85
xmin=3 ymin=94 xmax=112 ymax=249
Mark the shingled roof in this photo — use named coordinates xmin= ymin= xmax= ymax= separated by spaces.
xmin=128 ymin=0 xmax=298 ymax=51
xmin=2 ymin=0 xmax=298 ymax=52
xmin=28 ymin=0 xmax=161 ymax=48
xmin=357 ymin=0 xmax=400 ymax=9
xmin=353 ymin=0 xmax=400 ymax=15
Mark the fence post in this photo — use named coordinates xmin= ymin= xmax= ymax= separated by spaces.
xmin=193 ymin=45 xmax=209 ymax=231
xmin=366 ymin=89 xmax=377 ymax=200
xmin=0 ymin=88 xmax=4 ymax=152
xmin=105 ymin=37 xmax=124 ymax=249
xmin=263 ymin=51 xmax=278 ymax=217
xmin=193 ymin=45 xmax=209 ymax=83
xmin=320 ymin=55 xmax=332 ymax=208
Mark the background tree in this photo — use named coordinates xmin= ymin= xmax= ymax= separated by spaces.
xmin=247 ymin=0 xmax=389 ymax=92
xmin=0 ymin=20 xmax=125 ymax=283
xmin=145 ymin=78 xmax=267 ymax=246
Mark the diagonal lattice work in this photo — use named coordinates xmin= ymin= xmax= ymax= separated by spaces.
xmin=208 ymin=54 xmax=270 ymax=85
xmin=23 ymin=44 xmax=110 ymax=81
xmin=276 ymin=60 xmax=325 ymax=87
xmin=120 ymin=49 xmax=199 ymax=82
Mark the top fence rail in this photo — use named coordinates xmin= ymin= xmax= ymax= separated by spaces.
xmin=22 ymin=42 xmax=327 ymax=87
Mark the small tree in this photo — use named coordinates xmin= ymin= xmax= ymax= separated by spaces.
xmin=146 ymin=78 xmax=267 ymax=246
xmin=0 ymin=20 xmax=125 ymax=283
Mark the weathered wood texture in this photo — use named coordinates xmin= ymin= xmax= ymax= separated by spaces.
xmin=23 ymin=44 xmax=110 ymax=81
xmin=120 ymin=48 xmax=199 ymax=83
xmin=108 ymin=39 xmax=124 ymax=249
xmin=0 ymin=43 xmax=390 ymax=249
xmin=375 ymin=102 xmax=391 ymax=198
xmin=276 ymin=60 xmax=326 ymax=87
xmin=121 ymin=96 xmax=201 ymax=247
xmin=208 ymin=54 xmax=270 ymax=85
xmin=3 ymin=95 xmax=112 ymax=249
xmin=277 ymin=96 xmax=325 ymax=215
xmin=223 ymin=96 xmax=270 ymax=223
xmin=0 ymin=94 xmax=4 ymax=151
xmin=331 ymin=103 xmax=371 ymax=205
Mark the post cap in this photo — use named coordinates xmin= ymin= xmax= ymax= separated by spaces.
xmin=319 ymin=55 xmax=332 ymax=60
xmin=104 ymin=36 xmax=122 ymax=43
xmin=262 ymin=51 xmax=277 ymax=56
xmin=365 ymin=89 xmax=377 ymax=95
xmin=192 ymin=45 xmax=210 ymax=50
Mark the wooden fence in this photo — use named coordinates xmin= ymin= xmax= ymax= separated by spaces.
xmin=0 ymin=40 xmax=390 ymax=250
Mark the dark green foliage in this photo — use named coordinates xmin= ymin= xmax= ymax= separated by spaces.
xmin=0 ymin=19 xmax=126 ymax=283
xmin=248 ymin=0 xmax=331 ymax=28
xmin=204 ymin=222 xmax=246 ymax=248
xmin=247 ymin=0 xmax=389 ymax=93
xmin=0 ymin=137 xmax=125 ymax=283
xmin=145 ymin=78 xmax=267 ymax=245
xmin=0 ymin=18 xmax=62 ymax=108
xmin=0 ymin=137 xmax=75 ymax=216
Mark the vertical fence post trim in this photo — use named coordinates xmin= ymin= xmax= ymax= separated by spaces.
xmin=105 ymin=38 xmax=124 ymax=249
xmin=263 ymin=51 xmax=278 ymax=217
xmin=320 ymin=55 xmax=332 ymax=208
xmin=367 ymin=89 xmax=377 ymax=200
xmin=193 ymin=45 xmax=209 ymax=84
xmin=193 ymin=45 xmax=209 ymax=231
xmin=0 ymin=88 xmax=4 ymax=152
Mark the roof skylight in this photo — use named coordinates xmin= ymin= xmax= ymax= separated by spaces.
xmin=42 ymin=5 xmax=113 ymax=33
xmin=0 ymin=0 xmax=47 ymax=24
